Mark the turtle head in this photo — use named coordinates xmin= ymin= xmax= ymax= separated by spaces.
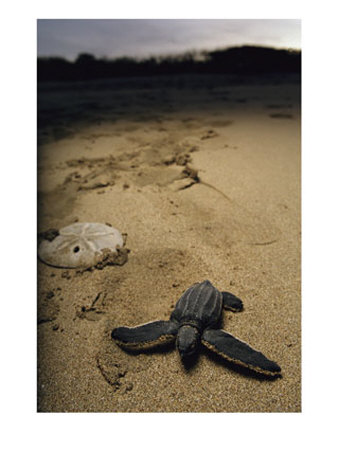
xmin=177 ymin=325 xmax=200 ymax=359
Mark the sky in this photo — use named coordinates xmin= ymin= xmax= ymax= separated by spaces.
xmin=37 ymin=19 xmax=301 ymax=60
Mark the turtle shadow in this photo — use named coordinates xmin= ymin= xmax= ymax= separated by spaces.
xmin=119 ymin=342 xmax=200 ymax=371
xmin=200 ymin=346 xmax=282 ymax=381
xmin=121 ymin=342 xmax=175 ymax=356
xmin=180 ymin=352 xmax=200 ymax=371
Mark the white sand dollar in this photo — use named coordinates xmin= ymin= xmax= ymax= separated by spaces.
xmin=38 ymin=222 xmax=124 ymax=268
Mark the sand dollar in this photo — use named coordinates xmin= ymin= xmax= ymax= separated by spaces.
xmin=38 ymin=222 xmax=124 ymax=268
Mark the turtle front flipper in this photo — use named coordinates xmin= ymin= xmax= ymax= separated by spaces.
xmin=112 ymin=320 xmax=179 ymax=351
xmin=222 ymin=292 xmax=243 ymax=312
xmin=202 ymin=329 xmax=281 ymax=376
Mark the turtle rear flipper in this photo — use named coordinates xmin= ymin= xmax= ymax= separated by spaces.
xmin=222 ymin=292 xmax=243 ymax=312
xmin=202 ymin=329 xmax=281 ymax=376
xmin=112 ymin=320 xmax=179 ymax=351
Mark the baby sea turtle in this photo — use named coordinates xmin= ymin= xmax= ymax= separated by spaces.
xmin=112 ymin=280 xmax=281 ymax=376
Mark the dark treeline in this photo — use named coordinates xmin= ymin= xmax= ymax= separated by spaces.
xmin=38 ymin=46 xmax=301 ymax=82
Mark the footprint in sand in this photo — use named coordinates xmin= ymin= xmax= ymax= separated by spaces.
xmin=38 ymin=290 xmax=61 ymax=325
xmin=201 ymin=129 xmax=219 ymax=140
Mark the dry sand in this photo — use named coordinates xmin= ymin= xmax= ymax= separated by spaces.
xmin=37 ymin=74 xmax=301 ymax=412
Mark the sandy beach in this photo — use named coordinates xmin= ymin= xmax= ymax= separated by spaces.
xmin=37 ymin=73 xmax=301 ymax=412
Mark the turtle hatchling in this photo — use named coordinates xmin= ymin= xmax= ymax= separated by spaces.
xmin=112 ymin=280 xmax=281 ymax=376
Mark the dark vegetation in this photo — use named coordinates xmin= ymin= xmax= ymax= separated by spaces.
xmin=38 ymin=46 xmax=301 ymax=82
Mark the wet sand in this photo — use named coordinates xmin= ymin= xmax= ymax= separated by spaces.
xmin=37 ymin=73 xmax=301 ymax=412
